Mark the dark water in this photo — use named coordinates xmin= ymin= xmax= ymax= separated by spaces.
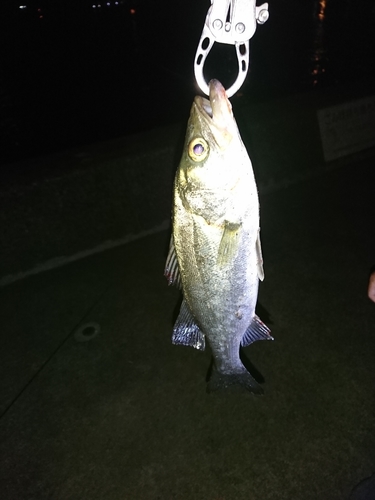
xmin=1 ymin=0 xmax=375 ymax=165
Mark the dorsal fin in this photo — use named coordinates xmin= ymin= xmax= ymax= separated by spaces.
xmin=172 ymin=299 xmax=205 ymax=351
xmin=164 ymin=235 xmax=182 ymax=288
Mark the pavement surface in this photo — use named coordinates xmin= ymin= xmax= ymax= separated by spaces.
xmin=1 ymin=158 xmax=375 ymax=500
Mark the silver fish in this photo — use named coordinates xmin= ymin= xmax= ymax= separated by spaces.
xmin=165 ymin=79 xmax=273 ymax=394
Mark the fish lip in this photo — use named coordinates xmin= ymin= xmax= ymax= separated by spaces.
xmin=193 ymin=95 xmax=213 ymax=122
xmin=193 ymin=79 xmax=232 ymax=127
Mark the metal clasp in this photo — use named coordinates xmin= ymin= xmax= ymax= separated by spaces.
xmin=194 ymin=0 xmax=269 ymax=97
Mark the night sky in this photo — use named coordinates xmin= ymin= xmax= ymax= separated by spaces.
xmin=1 ymin=0 xmax=374 ymax=164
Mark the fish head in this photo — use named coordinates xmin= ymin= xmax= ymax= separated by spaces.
xmin=179 ymin=80 xmax=249 ymax=189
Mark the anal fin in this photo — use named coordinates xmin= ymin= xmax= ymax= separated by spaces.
xmin=241 ymin=315 xmax=273 ymax=347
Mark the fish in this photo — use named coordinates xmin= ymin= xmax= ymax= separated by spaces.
xmin=165 ymin=79 xmax=273 ymax=394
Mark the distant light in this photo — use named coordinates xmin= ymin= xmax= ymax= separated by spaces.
xmin=92 ymin=4 xmax=96 ymax=7
xmin=106 ymin=2 xmax=110 ymax=5
xmin=115 ymin=1 xmax=118 ymax=4
xmin=130 ymin=8 xmax=136 ymax=14
xmin=39 ymin=15 xmax=43 ymax=19
xmin=19 ymin=5 xmax=27 ymax=8
xmin=98 ymin=4 xmax=101 ymax=7
xmin=318 ymin=0 xmax=326 ymax=21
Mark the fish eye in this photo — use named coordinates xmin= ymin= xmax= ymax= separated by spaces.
xmin=188 ymin=137 xmax=209 ymax=162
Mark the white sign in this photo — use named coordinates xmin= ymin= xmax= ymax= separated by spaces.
xmin=317 ymin=95 xmax=375 ymax=162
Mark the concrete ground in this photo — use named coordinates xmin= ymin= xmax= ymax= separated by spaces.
xmin=1 ymin=158 xmax=375 ymax=499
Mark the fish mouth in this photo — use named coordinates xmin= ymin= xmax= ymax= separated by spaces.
xmin=194 ymin=79 xmax=233 ymax=129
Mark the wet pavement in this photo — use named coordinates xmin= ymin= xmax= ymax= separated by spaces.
xmin=1 ymin=158 xmax=375 ymax=500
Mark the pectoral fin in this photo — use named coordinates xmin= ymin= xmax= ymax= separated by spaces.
xmin=172 ymin=299 xmax=205 ymax=350
xmin=164 ymin=235 xmax=181 ymax=288
xmin=256 ymin=230 xmax=265 ymax=281
xmin=217 ymin=221 xmax=242 ymax=267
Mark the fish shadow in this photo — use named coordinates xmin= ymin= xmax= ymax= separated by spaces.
xmin=239 ymin=348 xmax=265 ymax=384
xmin=205 ymin=348 xmax=265 ymax=385
xmin=171 ymin=294 xmax=183 ymax=324
xmin=255 ymin=302 xmax=273 ymax=325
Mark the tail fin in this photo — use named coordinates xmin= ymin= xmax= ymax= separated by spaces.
xmin=207 ymin=366 xmax=264 ymax=395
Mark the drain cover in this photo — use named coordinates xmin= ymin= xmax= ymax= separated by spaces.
xmin=74 ymin=322 xmax=101 ymax=342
